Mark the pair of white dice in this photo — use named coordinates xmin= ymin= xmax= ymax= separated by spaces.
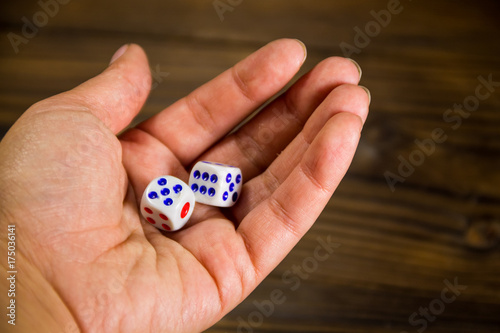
xmin=140 ymin=161 xmax=242 ymax=231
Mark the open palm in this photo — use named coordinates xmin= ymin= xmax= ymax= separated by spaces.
xmin=0 ymin=39 xmax=369 ymax=333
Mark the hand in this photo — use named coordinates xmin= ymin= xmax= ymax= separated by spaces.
xmin=0 ymin=39 xmax=369 ymax=332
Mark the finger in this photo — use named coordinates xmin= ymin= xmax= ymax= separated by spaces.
xmin=196 ymin=57 xmax=362 ymax=178
xmin=136 ymin=38 xmax=307 ymax=165
xmin=233 ymin=84 xmax=370 ymax=221
xmin=28 ymin=44 xmax=151 ymax=134
xmin=237 ymin=112 xmax=363 ymax=277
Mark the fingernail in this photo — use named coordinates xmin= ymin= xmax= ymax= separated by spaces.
xmin=359 ymin=85 xmax=371 ymax=105
xmin=348 ymin=58 xmax=362 ymax=80
xmin=294 ymin=39 xmax=307 ymax=64
xmin=110 ymin=44 xmax=129 ymax=65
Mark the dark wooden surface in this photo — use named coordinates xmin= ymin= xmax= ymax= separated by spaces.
xmin=1 ymin=0 xmax=500 ymax=332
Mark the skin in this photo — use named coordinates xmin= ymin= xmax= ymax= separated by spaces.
xmin=0 ymin=39 xmax=369 ymax=333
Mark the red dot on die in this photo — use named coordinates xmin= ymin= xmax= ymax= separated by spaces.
xmin=159 ymin=214 xmax=168 ymax=220
xmin=181 ymin=202 xmax=190 ymax=219
xmin=144 ymin=207 xmax=153 ymax=214
xmin=162 ymin=224 xmax=171 ymax=231
xmin=146 ymin=217 xmax=156 ymax=224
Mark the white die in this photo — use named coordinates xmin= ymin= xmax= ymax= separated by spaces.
xmin=189 ymin=161 xmax=242 ymax=207
xmin=140 ymin=176 xmax=195 ymax=231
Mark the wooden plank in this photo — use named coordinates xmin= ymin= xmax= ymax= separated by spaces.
xmin=0 ymin=0 xmax=499 ymax=332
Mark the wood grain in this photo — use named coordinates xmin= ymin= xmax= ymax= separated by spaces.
xmin=1 ymin=0 xmax=499 ymax=332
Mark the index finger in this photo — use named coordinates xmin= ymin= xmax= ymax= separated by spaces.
xmin=136 ymin=39 xmax=307 ymax=166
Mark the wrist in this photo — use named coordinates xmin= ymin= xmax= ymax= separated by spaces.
xmin=1 ymin=227 xmax=79 ymax=332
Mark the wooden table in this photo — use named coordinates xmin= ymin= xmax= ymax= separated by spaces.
xmin=1 ymin=0 xmax=499 ymax=332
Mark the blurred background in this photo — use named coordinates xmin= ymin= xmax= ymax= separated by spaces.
xmin=1 ymin=0 xmax=499 ymax=332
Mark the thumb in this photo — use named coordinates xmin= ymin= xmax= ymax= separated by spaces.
xmin=31 ymin=44 xmax=152 ymax=134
